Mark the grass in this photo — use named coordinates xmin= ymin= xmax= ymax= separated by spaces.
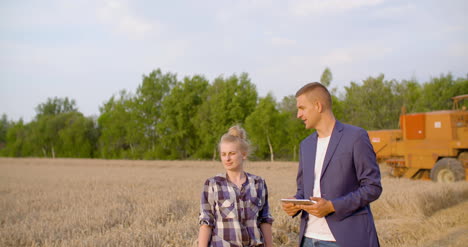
xmin=0 ymin=158 xmax=467 ymax=247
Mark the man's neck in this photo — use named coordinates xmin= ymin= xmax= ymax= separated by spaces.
xmin=316 ymin=116 xmax=336 ymax=138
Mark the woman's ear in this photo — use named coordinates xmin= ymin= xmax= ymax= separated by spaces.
xmin=242 ymin=152 xmax=248 ymax=160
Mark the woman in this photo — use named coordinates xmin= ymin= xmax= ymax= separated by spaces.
xmin=198 ymin=125 xmax=274 ymax=247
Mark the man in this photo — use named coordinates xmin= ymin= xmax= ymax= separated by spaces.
xmin=281 ymin=82 xmax=382 ymax=247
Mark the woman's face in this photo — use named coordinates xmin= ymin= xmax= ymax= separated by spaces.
xmin=220 ymin=141 xmax=246 ymax=172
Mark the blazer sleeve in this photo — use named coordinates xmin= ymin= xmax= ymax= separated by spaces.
xmin=330 ymin=129 xmax=382 ymax=220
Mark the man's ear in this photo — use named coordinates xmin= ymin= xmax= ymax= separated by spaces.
xmin=315 ymin=101 xmax=323 ymax=113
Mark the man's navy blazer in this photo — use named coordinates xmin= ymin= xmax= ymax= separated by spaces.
xmin=294 ymin=121 xmax=382 ymax=247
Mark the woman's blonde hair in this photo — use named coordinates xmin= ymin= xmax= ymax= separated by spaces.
xmin=219 ymin=125 xmax=251 ymax=154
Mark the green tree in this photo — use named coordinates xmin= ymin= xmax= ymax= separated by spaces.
xmin=343 ymin=74 xmax=401 ymax=130
xmin=245 ymin=93 xmax=283 ymax=161
xmin=35 ymin=115 xmax=60 ymax=157
xmin=35 ymin=97 xmax=78 ymax=117
xmin=133 ymin=69 xmax=176 ymax=159
xmin=194 ymin=73 xmax=258 ymax=159
xmin=277 ymin=95 xmax=312 ymax=161
xmin=394 ymin=79 xmax=422 ymax=113
xmin=33 ymin=97 xmax=82 ymax=158
xmin=0 ymin=114 xmax=9 ymax=150
xmin=1 ymin=97 xmax=98 ymax=158
xmin=97 ymin=90 xmax=134 ymax=159
xmin=331 ymin=94 xmax=345 ymax=122
xmin=158 ymin=75 xmax=209 ymax=159
xmin=57 ymin=112 xmax=98 ymax=158
xmin=418 ymin=73 xmax=468 ymax=111
xmin=97 ymin=69 xmax=178 ymax=159
xmin=2 ymin=120 xmax=26 ymax=156
xmin=318 ymin=67 xmax=344 ymax=121
xmin=320 ymin=67 xmax=333 ymax=87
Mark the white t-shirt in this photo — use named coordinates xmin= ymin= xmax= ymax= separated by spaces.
xmin=304 ymin=135 xmax=336 ymax=241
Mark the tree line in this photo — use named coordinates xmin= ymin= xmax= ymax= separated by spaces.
xmin=1 ymin=68 xmax=467 ymax=161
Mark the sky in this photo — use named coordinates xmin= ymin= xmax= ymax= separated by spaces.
xmin=1 ymin=0 xmax=467 ymax=123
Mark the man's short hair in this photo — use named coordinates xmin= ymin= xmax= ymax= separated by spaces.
xmin=295 ymin=82 xmax=332 ymax=110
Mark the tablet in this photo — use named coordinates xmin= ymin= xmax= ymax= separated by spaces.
xmin=280 ymin=199 xmax=316 ymax=205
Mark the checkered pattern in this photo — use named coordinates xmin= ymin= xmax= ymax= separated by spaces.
xmin=199 ymin=172 xmax=274 ymax=247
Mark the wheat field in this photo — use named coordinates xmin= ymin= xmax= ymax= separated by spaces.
xmin=0 ymin=158 xmax=467 ymax=247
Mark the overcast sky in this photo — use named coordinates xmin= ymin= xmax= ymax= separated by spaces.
xmin=1 ymin=0 xmax=467 ymax=123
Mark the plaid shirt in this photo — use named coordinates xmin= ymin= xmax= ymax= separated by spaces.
xmin=199 ymin=172 xmax=274 ymax=247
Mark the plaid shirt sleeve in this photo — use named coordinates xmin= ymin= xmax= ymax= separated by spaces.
xmin=199 ymin=178 xmax=215 ymax=227
xmin=258 ymin=179 xmax=274 ymax=224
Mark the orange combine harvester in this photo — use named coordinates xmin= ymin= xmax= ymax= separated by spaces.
xmin=368 ymin=95 xmax=468 ymax=182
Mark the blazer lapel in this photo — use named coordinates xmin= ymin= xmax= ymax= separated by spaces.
xmin=320 ymin=121 xmax=344 ymax=179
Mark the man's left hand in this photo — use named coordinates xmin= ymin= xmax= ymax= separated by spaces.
xmin=298 ymin=197 xmax=335 ymax=218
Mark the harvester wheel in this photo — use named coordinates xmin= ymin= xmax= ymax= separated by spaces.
xmin=430 ymin=158 xmax=465 ymax=182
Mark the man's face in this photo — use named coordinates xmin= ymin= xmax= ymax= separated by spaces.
xmin=296 ymin=94 xmax=319 ymax=129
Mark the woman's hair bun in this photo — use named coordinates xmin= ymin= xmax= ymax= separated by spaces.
xmin=228 ymin=125 xmax=247 ymax=140
xmin=219 ymin=125 xmax=251 ymax=154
